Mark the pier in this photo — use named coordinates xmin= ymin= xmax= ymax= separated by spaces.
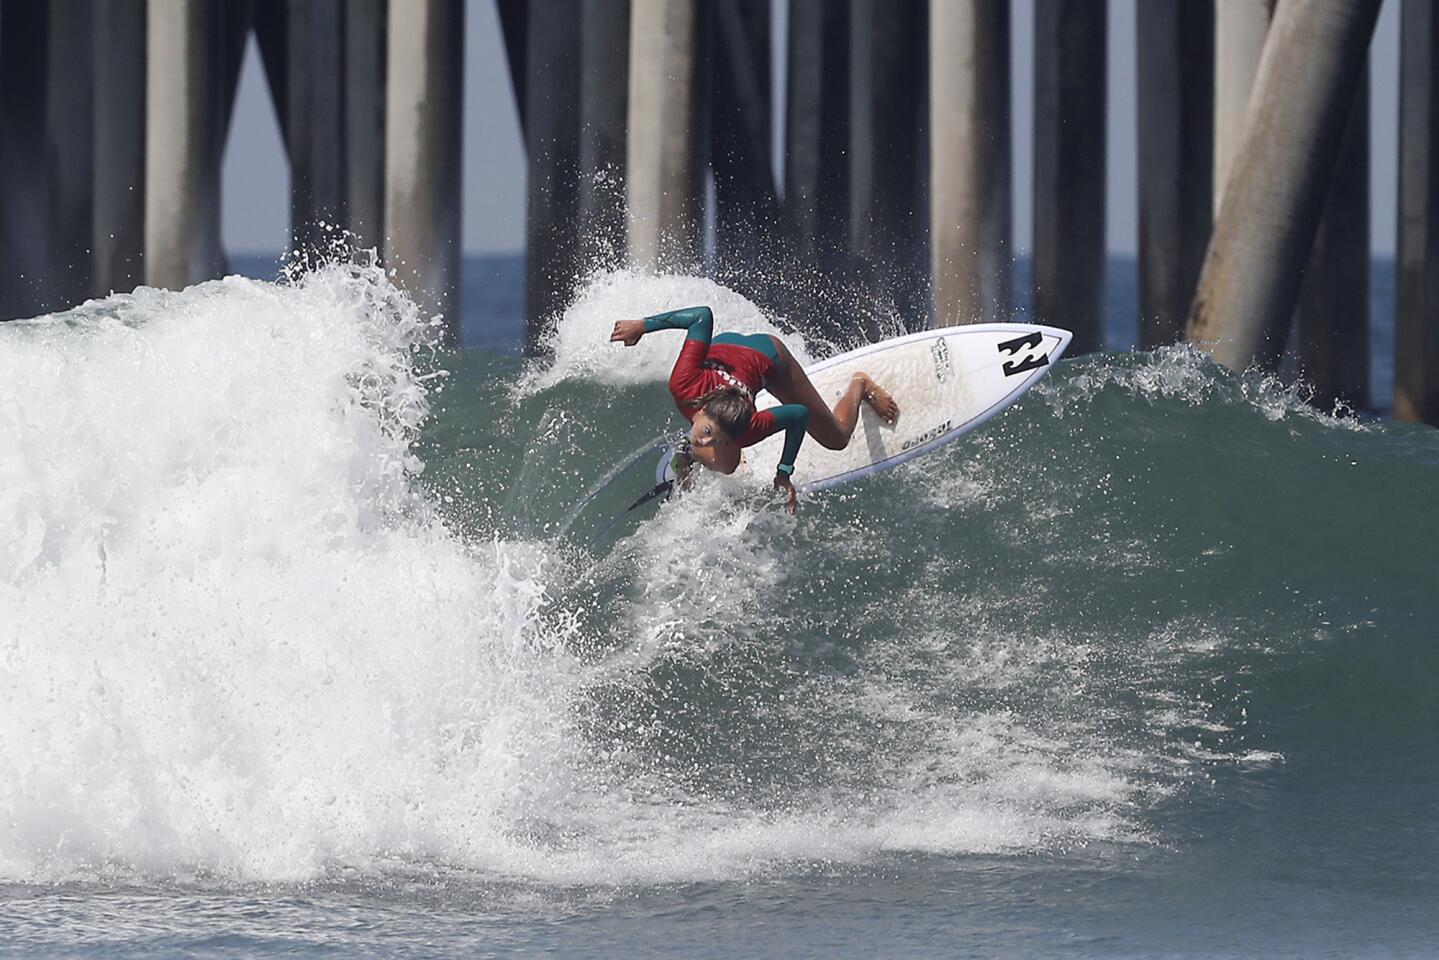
xmin=0 ymin=0 xmax=1434 ymax=425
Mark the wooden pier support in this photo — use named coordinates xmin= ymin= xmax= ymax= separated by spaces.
xmin=524 ymin=0 xmax=583 ymax=354
xmin=1186 ymin=0 xmax=1381 ymax=371
xmin=1137 ymin=0 xmax=1212 ymax=348
xmin=1397 ymin=0 xmax=1439 ymax=424
xmin=849 ymin=0 xmax=929 ymax=328
xmin=709 ymin=0 xmax=779 ymax=283
xmin=578 ymin=0 xmax=630 ymax=272
xmin=93 ymin=0 xmax=147 ymax=298
xmin=384 ymin=0 xmax=463 ymax=341
xmin=1033 ymin=0 xmax=1106 ymax=353
xmin=626 ymin=0 xmax=702 ymax=270
xmin=930 ymin=0 xmax=1009 ymax=328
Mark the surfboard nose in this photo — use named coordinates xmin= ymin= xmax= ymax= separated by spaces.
xmin=1033 ymin=324 xmax=1075 ymax=362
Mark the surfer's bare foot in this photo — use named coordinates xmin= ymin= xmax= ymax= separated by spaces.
xmin=857 ymin=374 xmax=899 ymax=425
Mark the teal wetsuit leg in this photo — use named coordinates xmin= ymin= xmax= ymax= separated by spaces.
xmin=712 ymin=332 xmax=779 ymax=363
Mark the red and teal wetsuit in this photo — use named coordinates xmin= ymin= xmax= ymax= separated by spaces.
xmin=643 ymin=305 xmax=809 ymax=476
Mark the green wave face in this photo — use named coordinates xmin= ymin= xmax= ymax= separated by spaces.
xmin=423 ymin=338 xmax=1439 ymax=859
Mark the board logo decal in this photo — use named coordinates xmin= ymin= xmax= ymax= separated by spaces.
xmin=902 ymin=420 xmax=952 ymax=451
xmin=930 ymin=337 xmax=952 ymax=383
xmin=997 ymin=329 xmax=1049 ymax=377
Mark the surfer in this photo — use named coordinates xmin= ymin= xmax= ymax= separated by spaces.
xmin=610 ymin=305 xmax=899 ymax=513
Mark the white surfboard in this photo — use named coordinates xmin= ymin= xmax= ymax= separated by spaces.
xmin=665 ymin=323 xmax=1072 ymax=491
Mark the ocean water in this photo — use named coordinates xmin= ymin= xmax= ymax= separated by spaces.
xmin=1 ymin=257 xmax=1436 ymax=958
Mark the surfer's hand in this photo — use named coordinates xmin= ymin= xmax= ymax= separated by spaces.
xmin=674 ymin=454 xmax=695 ymax=490
xmin=610 ymin=320 xmax=645 ymax=346
xmin=774 ymin=473 xmax=798 ymax=514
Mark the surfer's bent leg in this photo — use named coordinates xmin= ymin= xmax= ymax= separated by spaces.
xmin=766 ymin=337 xmax=897 ymax=450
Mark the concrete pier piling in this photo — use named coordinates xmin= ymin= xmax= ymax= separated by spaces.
xmin=345 ymin=0 xmax=387 ymax=251
xmin=850 ymin=0 xmax=929 ymax=330
xmin=524 ymin=0 xmax=583 ymax=354
xmin=784 ymin=0 xmax=850 ymax=282
xmin=47 ymin=0 xmax=95 ymax=308
xmin=781 ymin=0 xmax=852 ymax=337
xmin=1137 ymin=0 xmax=1213 ymax=348
xmin=1186 ymin=0 xmax=1382 ymax=372
xmin=1033 ymin=0 xmax=1105 ymax=353
xmin=930 ymin=0 xmax=1010 ymax=328
xmin=497 ymin=0 xmax=528 ymax=137
xmin=0 ymin=2 xmax=51 ymax=317
xmin=1295 ymin=71 xmax=1370 ymax=411
xmin=266 ymin=0 xmax=387 ymax=255
xmin=1397 ymin=0 xmax=1439 ymax=425
xmin=708 ymin=0 xmax=779 ymax=285
xmin=145 ymin=0 xmax=227 ymax=290
xmin=1213 ymin=0 xmax=1370 ymax=408
xmin=288 ymin=0 xmax=347 ymax=253
xmin=578 ymin=0 xmax=631 ymax=272
xmin=384 ymin=0 xmax=464 ymax=342
xmin=253 ymin=0 xmax=289 ymax=137
xmin=626 ymin=0 xmax=702 ymax=270
xmin=93 ymin=0 xmax=148 ymax=299
xmin=1213 ymin=0 xmax=1273 ymax=216
xmin=219 ymin=4 xmax=254 ymax=160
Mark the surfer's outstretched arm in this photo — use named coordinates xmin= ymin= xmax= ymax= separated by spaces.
xmin=609 ymin=306 xmax=713 ymax=347
xmin=611 ymin=306 xmax=716 ymax=399
xmin=641 ymin=305 xmax=713 ymax=342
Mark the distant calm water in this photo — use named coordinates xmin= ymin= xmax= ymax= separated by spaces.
xmin=1 ymin=256 xmax=1433 ymax=958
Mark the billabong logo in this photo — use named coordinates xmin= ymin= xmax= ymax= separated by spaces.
xmin=902 ymin=420 xmax=951 ymax=451
xmin=997 ymin=329 xmax=1049 ymax=377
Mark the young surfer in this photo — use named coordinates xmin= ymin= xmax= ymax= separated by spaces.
xmin=609 ymin=305 xmax=899 ymax=513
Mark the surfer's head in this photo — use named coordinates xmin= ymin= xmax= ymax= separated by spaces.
xmin=695 ymin=387 xmax=754 ymax=438
xmin=686 ymin=386 xmax=752 ymax=474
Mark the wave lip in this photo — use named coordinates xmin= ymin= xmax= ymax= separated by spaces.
xmin=521 ymin=269 xmax=815 ymax=393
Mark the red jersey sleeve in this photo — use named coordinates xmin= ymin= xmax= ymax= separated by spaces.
xmin=668 ymin=337 xmax=711 ymax=407
xmin=737 ymin=409 xmax=779 ymax=446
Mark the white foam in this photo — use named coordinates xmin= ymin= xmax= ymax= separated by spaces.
xmin=0 ymin=265 xmax=587 ymax=883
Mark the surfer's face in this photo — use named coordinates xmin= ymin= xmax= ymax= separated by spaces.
xmin=689 ymin=411 xmax=734 ymax=449
xmin=689 ymin=413 xmax=741 ymax=474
